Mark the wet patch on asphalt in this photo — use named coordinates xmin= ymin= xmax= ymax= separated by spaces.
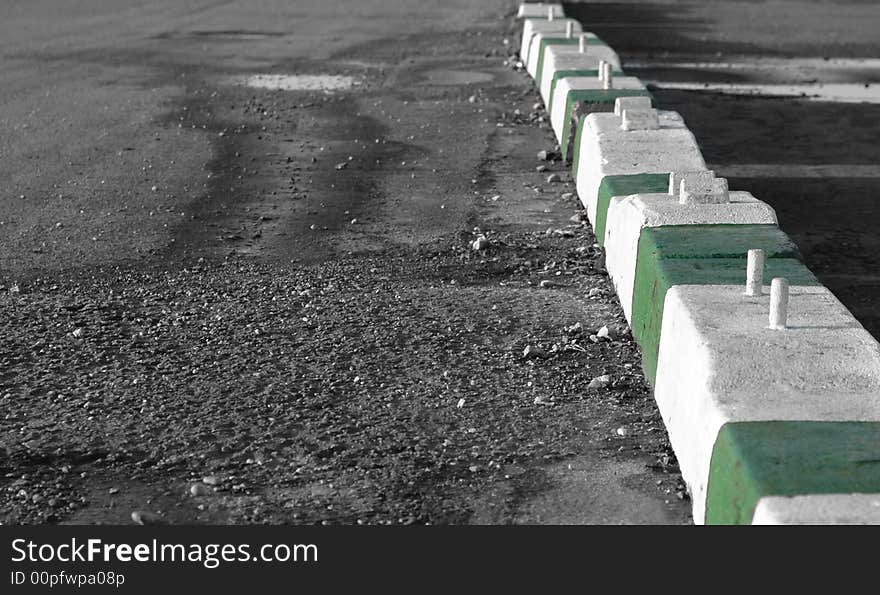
xmin=224 ymin=73 xmax=360 ymax=92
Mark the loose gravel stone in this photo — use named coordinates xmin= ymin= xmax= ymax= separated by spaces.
xmin=131 ymin=510 xmax=164 ymax=525
xmin=522 ymin=345 xmax=546 ymax=359
xmin=588 ymin=375 xmax=612 ymax=389
xmin=189 ymin=483 xmax=212 ymax=497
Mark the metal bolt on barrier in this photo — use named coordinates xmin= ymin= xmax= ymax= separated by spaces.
xmin=745 ymin=248 xmax=765 ymax=296
xmin=769 ymin=277 xmax=790 ymax=329
xmin=566 ymin=21 xmax=573 ymax=38
xmin=548 ymin=6 xmax=554 ymax=20
xmin=601 ymin=63 xmax=613 ymax=89
xmin=579 ymin=35 xmax=587 ymax=53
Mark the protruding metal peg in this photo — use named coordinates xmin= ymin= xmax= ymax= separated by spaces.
xmin=769 ymin=277 xmax=790 ymax=330
xmin=745 ymin=249 xmax=765 ymax=296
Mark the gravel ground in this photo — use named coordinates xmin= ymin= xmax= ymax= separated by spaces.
xmin=1 ymin=229 xmax=687 ymax=524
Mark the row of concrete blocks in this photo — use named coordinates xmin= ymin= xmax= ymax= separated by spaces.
xmin=517 ymin=3 xmax=880 ymax=525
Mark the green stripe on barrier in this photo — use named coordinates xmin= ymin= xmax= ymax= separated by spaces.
xmin=548 ymin=68 xmax=624 ymax=107
xmin=706 ymin=421 xmax=880 ymax=525
xmin=560 ymin=88 xmax=653 ymax=161
xmin=571 ymin=117 xmax=586 ymax=178
xmin=594 ymin=173 xmax=670 ymax=246
xmin=534 ymin=36 xmax=607 ymax=86
xmin=631 ymin=224 xmax=810 ymax=384
xmin=636 ymin=224 xmax=802 ymax=260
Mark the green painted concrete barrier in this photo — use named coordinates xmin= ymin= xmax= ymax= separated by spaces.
xmin=547 ymin=68 xmax=624 ymax=108
xmin=534 ymin=36 xmax=607 ymax=86
xmin=594 ymin=173 xmax=670 ymax=245
xmin=706 ymin=421 xmax=880 ymax=525
xmin=631 ymin=224 xmax=812 ymax=384
xmin=638 ymin=258 xmax=818 ymax=385
xmin=560 ymin=88 xmax=653 ymax=162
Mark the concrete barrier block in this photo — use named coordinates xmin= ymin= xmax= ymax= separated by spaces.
xmin=542 ymin=45 xmax=623 ymax=107
xmin=654 ymin=285 xmax=880 ymax=524
xmin=593 ymin=173 xmax=670 ymax=244
xmin=572 ymin=111 xmax=704 ymax=225
xmin=520 ymin=19 xmax=583 ymax=68
xmin=539 ymin=52 xmax=604 ymax=103
xmin=629 ymin=224 xmax=816 ymax=385
xmin=517 ymin=3 xmax=564 ymax=19
xmin=708 ymin=422 xmax=880 ymax=525
xmin=752 ymin=493 xmax=880 ymax=525
xmin=530 ymin=33 xmax=608 ymax=87
xmin=526 ymin=30 xmax=598 ymax=80
xmin=603 ymin=192 xmax=779 ymax=325
xmin=549 ymin=77 xmax=650 ymax=160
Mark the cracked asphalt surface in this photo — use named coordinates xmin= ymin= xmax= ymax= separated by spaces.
xmin=0 ymin=0 xmax=691 ymax=525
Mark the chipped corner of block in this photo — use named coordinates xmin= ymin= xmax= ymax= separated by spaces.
xmin=620 ymin=108 xmax=660 ymax=131
xmin=669 ymin=169 xmax=715 ymax=196
xmin=678 ymin=171 xmax=730 ymax=205
xmin=614 ymin=96 xmax=652 ymax=116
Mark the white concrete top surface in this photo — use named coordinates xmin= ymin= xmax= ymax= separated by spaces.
xmin=521 ymin=19 xmax=583 ymax=66
xmin=539 ymin=52 xmax=605 ymax=102
xmin=654 ymin=284 xmax=880 ymax=523
xmin=517 ymin=3 xmax=565 ymax=19
xmin=549 ymin=76 xmax=646 ymax=143
xmin=752 ymin=494 xmax=880 ymax=525
xmin=573 ymin=113 xmax=705 ymax=222
xmin=524 ymin=28 xmax=593 ymax=77
xmin=547 ymin=44 xmax=621 ymax=69
xmin=603 ymin=192 xmax=777 ymax=323
xmin=587 ymin=110 xmax=687 ymax=134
